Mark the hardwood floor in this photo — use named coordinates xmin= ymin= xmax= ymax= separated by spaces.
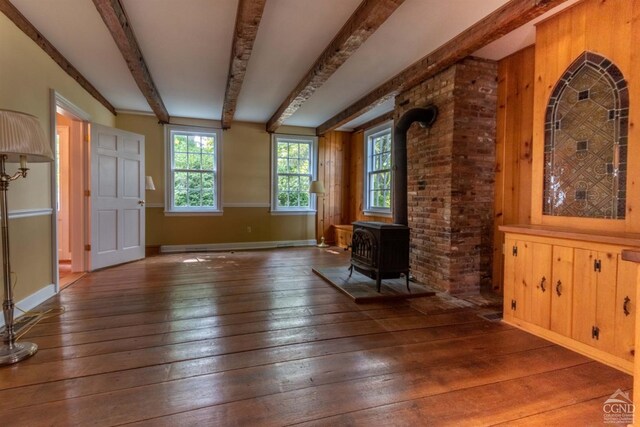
xmin=0 ymin=247 xmax=631 ymax=426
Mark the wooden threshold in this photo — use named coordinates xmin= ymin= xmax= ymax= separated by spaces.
xmin=58 ymin=271 xmax=86 ymax=290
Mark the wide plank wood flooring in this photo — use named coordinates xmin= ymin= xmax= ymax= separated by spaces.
xmin=0 ymin=247 xmax=632 ymax=426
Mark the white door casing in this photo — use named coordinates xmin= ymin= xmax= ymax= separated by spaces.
xmin=90 ymin=123 xmax=145 ymax=270
xmin=56 ymin=125 xmax=71 ymax=261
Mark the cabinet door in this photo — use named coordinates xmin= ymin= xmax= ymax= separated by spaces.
xmin=504 ymin=239 xmax=533 ymax=321
xmin=615 ymin=257 xmax=636 ymax=361
xmin=572 ymin=249 xmax=597 ymax=345
xmin=594 ymin=252 xmax=617 ymax=351
xmin=530 ymin=243 xmax=552 ymax=328
xmin=550 ymin=245 xmax=573 ymax=336
xmin=503 ymin=237 xmax=517 ymax=319
xmin=573 ymin=250 xmax=617 ymax=351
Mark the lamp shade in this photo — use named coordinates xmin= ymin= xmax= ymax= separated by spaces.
xmin=0 ymin=109 xmax=53 ymax=162
xmin=309 ymin=180 xmax=325 ymax=194
xmin=145 ymin=176 xmax=156 ymax=191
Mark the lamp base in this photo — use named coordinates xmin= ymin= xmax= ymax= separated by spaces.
xmin=0 ymin=341 xmax=37 ymax=366
xmin=317 ymin=236 xmax=330 ymax=248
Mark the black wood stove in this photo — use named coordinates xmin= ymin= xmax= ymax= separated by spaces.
xmin=349 ymin=105 xmax=438 ymax=292
xmin=349 ymin=221 xmax=410 ymax=292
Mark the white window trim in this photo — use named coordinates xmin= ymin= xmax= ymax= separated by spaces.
xmin=164 ymin=124 xmax=223 ymax=215
xmin=270 ymin=133 xmax=318 ymax=214
xmin=363 ymin=120 xmax=393 ymax=217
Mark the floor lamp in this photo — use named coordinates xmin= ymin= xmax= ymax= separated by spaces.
xmin=310 ymin=180 xmax=329 ymax=248
xmin=0 ymin=110 xmax=53 ymax=365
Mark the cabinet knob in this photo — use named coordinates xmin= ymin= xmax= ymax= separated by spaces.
xmin=556 ymin=280 xmax=562 ymax=297
xmin=540 ymin=276 xmax=546 ymax=292
xmin=624 ymin=296 xmax=631 ymax=316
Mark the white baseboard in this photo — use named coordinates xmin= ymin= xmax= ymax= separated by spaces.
xmin=0 ymin=283 xmax=56 ymax=328
xmin=160 ymin=239 xmax=317 ymax=253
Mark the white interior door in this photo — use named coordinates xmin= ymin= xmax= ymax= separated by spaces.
xmin=90 ymin=123 xmax=145 ymax=270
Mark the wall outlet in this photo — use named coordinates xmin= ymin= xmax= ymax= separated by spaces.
xmin=247 ymin=226 xmax=252 ymax=233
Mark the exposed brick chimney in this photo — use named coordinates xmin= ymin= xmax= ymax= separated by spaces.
xmin=395 ymin=57 xmax=497 ymax=295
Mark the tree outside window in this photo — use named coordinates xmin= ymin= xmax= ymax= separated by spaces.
xmin=272 ymin=134 xmax=317 ymax=212
xmin=165 ymin=125 xmax=221 ymax=213
xmin=364 ymin=123 xmax=393 ymax=214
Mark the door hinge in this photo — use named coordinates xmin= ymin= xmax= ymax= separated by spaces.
xmin=594 ymin=259 xmax=601 ymax=272
xmin=85 ymin=244 xmax=91 ymax=251
xmin=512 ymin=245 xmax=518 ymax=256
xmin=592 ymin=326 xmax=600 ymax=340
xmin=511 ymin=299 xmax=517 ymax=310
xmin=85 ymin=190 xmax=91 ymax=197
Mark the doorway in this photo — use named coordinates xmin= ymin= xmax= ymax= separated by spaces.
xmin=55 ymin=110 xmax=87 ymax=289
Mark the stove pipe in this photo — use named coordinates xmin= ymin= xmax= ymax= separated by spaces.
xmin=392 ymin=105 xmax=438 ymax=225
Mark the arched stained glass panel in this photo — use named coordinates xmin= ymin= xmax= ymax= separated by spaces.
xmin=543 ymin=52 xmax=629 ymax=219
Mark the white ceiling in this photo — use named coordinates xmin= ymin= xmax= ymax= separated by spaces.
xmin=9 ymin=0 xmax=578 ymax=129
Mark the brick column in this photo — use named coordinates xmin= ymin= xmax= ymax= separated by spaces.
xmin=395 ymin=57 xmax=497 ymax=294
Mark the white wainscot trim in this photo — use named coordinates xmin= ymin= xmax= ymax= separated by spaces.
xmin=4 ymin=208 xmax=54 ymax=220
xmin=270 ymin=210 xmax=316 ymax=216
xmin=160 ymin=239 xmax=317 ymax=253
xmin=223 ymin=203 xmax=271 ymax=208
xmin=0 ymin=283 xmax=56 ymax=328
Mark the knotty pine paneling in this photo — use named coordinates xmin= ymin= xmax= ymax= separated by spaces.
xmin=317 ymin=131 xmax=351 ymax=243
xmin=531 ymin=0 xmax=639 ymax=232
xmin=348 ymin=131 xmax=392 ymax=224
xmin=493 ymin=45 xmax=535 ymax=291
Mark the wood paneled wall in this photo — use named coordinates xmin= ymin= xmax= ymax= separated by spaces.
xmin=493 ymin=0 xmax=640 ymax=290
xmin=531 ymin=0 xmax=640 ymax=232
xmin=493 ymin=45 xmax=535 ymax=291
xmin=348 ymin=130 xmax=392 ymax=224
xmin=317 ymin=131 xmax=351 ymax=242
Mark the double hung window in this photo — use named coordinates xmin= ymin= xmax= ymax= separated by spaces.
xmin=165 ymin=125 xmax=221 ymax=213
xmin=271 ymin=134 xmax=317 ymax=213
xmin=364 ymin=122 xmax=393 ymax=214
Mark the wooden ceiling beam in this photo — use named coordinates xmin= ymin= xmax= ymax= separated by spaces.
xmin=0 ymin=0 xmax=117 ymax=116
xmin=316 ymin=0 xmax=570 ymax=135
xmin=93 ymin=0 xmax=169 ymax=123
xmin=266 ymin=0 xmax=404 ymax=133
xmin=221 ymin=0 xmax=266 ymax=129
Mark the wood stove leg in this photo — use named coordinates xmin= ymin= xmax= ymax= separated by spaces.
xmin=376 ymin=274 xmax=381 ymax=293
xmin=348 ymin=264 xmax=353 ymax=278
xmin=405 ymin=272 xmax=410 ymax=293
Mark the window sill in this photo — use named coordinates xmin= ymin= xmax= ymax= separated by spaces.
xmin=164 ymin=210 xmax=223 ymax=217
xmin=363 ymin=210 xmax=392 ymax=218
xmin=270 ymin=210 xmax=316 ymax=216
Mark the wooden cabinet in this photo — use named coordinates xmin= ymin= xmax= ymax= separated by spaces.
xmin=501 ymin=225 xmax=640 ymax=374
xmin=572 ymin=249 xmax=617 ymax=351
xmin=334 ymin=225 xmax=353 ymax=249
xmin=530 ymin=243 xmax=552 ymax=328
xmin=504 ymin=239 xmax=552 ymax=327
xmin=550 ymin=245 xmax=573 ymax=336
xmin=615 ymin=258 xmax=636 ymax=362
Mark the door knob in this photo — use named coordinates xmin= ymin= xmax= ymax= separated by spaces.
xmin=138 ymin=200 xmax=145 ymax=206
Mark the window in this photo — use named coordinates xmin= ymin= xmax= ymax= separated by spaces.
xmin=271 ymin=134 xmax=317 ymax=213
xmin=165 ymin=125 xmax=222 ymax=213
xmin=364 ymin=122 xmax=393 ymax=214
